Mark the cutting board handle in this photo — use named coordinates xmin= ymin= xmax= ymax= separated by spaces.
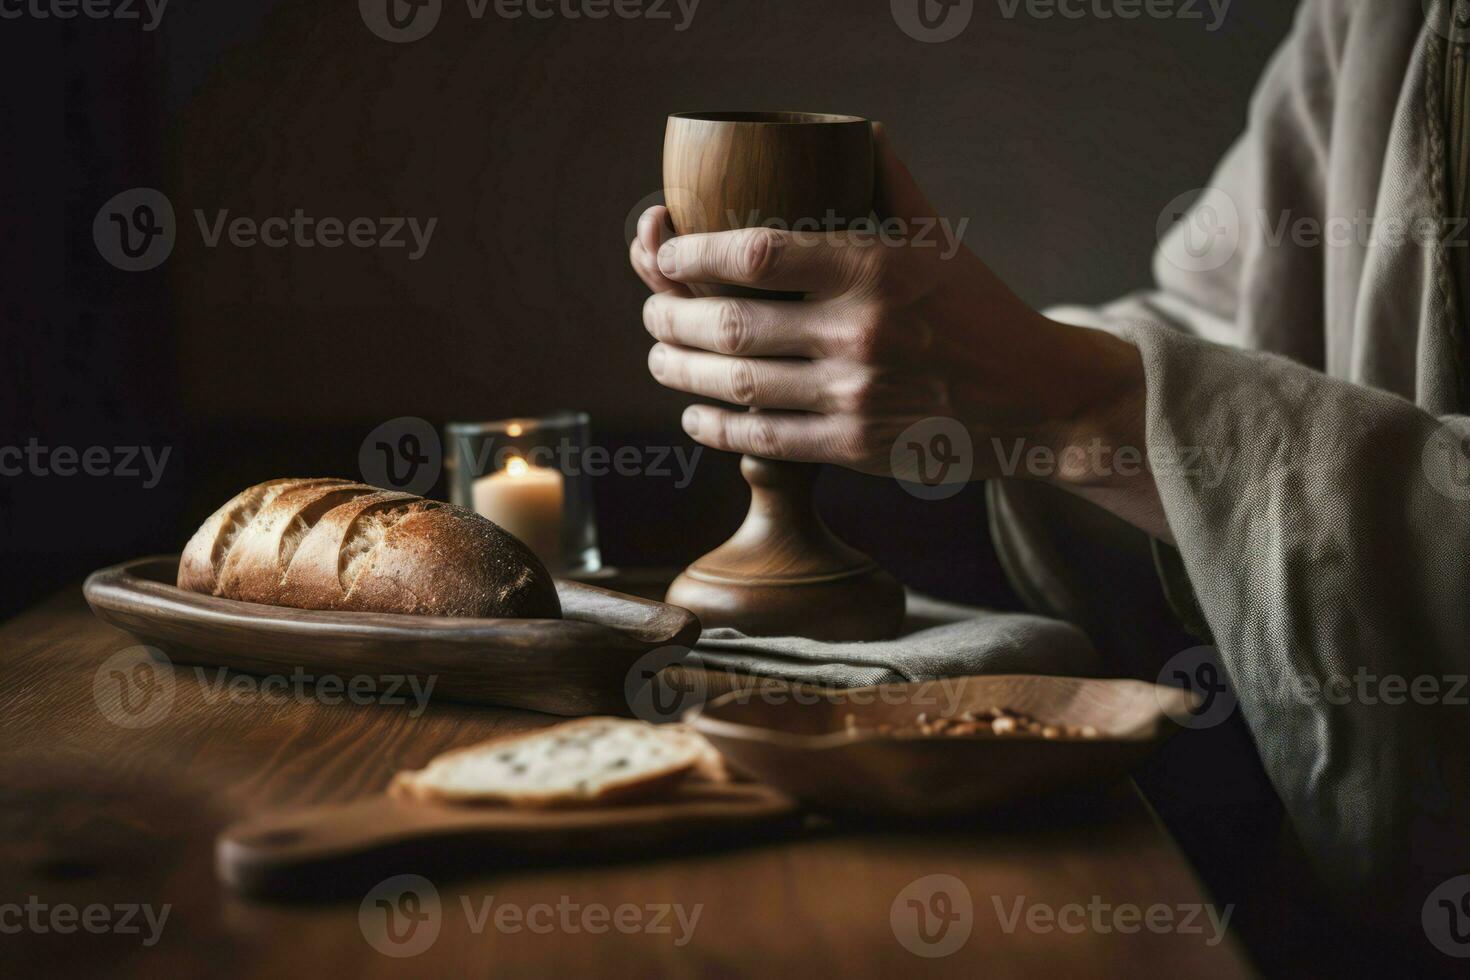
xmin=217 ymin=785 xmax=798 ymax=900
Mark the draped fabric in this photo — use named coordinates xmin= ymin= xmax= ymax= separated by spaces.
xmin=993 ymin=0 xmax=1470 ymax=922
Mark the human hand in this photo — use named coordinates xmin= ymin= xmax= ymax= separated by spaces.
xmin=628 ymin=125 xmax=1146 ymax=491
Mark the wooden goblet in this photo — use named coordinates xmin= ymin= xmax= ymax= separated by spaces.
xmin=661 ymin=111 xmax=905 ymax=641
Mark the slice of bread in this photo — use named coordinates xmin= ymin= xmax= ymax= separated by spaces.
xmin=389 ymin=718 xmax=718 ymax=807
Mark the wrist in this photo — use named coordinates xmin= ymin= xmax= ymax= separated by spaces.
xmin=1035 ymin=321 xmax=1149 ymax=490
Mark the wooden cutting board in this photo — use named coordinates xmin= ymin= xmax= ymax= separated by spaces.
xmin=218 ymin=782 xmax=799 ymax=900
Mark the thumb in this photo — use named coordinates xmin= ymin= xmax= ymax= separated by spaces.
xmin=872 ymin=121 xmax=938 ymax=222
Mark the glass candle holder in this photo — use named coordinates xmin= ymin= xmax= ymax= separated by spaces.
xmin=445 ymin=412 xmax=602 ymax=576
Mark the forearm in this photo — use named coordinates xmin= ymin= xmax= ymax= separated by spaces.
xmin=983 ymin=316 xmax=1174 ymax=543
xmin=1044 ymin=324 xmax=1173 ymax=543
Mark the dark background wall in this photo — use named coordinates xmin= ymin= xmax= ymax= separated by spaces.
xmin=3 ymin=0 xmax=1299 ymax=618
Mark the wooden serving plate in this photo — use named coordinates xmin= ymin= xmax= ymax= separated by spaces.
xmin=218 ymin=781 xmax=798 ymax=900
xmin=687 ymin=675 xmax=1196 ymax=820
xmin=83 ymin=556 xmax=701 ymax=716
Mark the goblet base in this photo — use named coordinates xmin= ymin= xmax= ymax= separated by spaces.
xmin=666 ymin=455 xmax=905 ymax=642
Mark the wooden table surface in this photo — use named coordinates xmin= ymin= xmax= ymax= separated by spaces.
xmin=1 ymin=582 xmax=1257 ymax=979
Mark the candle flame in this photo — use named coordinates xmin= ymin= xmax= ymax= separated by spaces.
xmin=506 ymin=456 xmax=529 ymax=477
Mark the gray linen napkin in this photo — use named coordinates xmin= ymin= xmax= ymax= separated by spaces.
xmin=691 ymin=590 xmax=1100 ymax=688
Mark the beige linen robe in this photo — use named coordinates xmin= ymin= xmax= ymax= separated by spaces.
xmin=993 ymin=0 xmax=1470 ymax=922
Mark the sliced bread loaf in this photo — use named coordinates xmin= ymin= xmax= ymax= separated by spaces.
xmin=389 ymin=718 xmax=718 ymax=807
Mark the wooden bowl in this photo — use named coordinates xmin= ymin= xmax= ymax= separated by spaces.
xmin=83 ymin=556 xmax=701 ymax=716
xmin=686 ymin=675 xmax=1195 ymax=819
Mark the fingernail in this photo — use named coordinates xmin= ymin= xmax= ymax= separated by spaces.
xmin=658 ymin=242 xmax=678 ymax=276
xmin=648 ymin=345 xmax=666 ymax=376
xmin=681 ymin=407 xmax=700 ymax=436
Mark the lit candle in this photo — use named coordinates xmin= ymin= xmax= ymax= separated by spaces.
xmin=471 ymin=456 xmax=565 ymax=567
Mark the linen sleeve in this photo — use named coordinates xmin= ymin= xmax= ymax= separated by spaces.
xmin=1009 ymin=0 xmax=1470 ymax=916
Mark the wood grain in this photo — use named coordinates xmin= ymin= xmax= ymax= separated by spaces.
xmin=1 ymin=581 xmax=1255 ymax=979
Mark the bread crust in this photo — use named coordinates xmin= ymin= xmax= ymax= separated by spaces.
xmin=177 ymin=478 xmax=562 ymax=620
xmin=277 ymin=489 xmax=417 ymax=608
xmin=344 ymin=503 xmax=561 ymax=618
xmin=215 ymin=482 xmax=378 ymax=605
xmin=177 ymin=478 xmax=346 ymax=594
